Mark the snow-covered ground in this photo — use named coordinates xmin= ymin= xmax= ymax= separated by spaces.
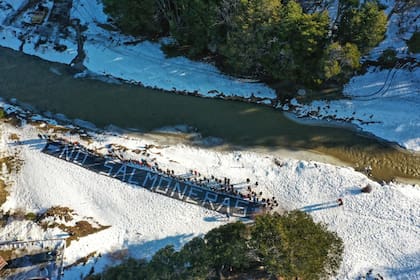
xmin=291 ymin=0 xmax=420 ymax=151
xmin=292 ymin=66 xmax=420 ymax=151
xmin=0 ymin=0 xmax=419 ymax=150
xmin=0 ymin=111 xmax=418 ymax=279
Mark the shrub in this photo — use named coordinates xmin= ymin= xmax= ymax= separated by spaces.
xmin=378 ymin=48 xmax=398 ymax=68
xmin=407 ymin=32 xmax=420 ymax=53
xmin=25 ymin=212 xmax=37 ymax=221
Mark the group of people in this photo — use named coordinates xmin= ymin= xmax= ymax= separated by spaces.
xmin=49 ymin=137 xmax=279 ymax=212
xmin=153 ymin=168 xmax=279 ymax=211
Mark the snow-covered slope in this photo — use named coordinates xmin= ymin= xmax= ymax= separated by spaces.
xmin=0 ymin=119 xmax=418 ymax=279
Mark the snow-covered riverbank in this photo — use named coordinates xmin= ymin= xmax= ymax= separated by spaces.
xmin=0 ymin=1 xmax=419 ymax=279
xmin=0 ymin=0 xmax=419 ymax=151
xmin=0 ymin=105 xmax=418 ymax=279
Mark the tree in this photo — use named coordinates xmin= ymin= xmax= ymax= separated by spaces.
xmin=251 ymin=211 xmax=344 ymax=279
xmin=103 ymin=0 xmax=161 ymax=35
xmin=90 ymin=212 xmax=343 ymax=279
xmin=218 ymin=0 xmax=282 ymax=76
xmin=322 ymin=42 xmax=361 ymax=82
xmin=337 ymin=0 xmax=387 ymax=53
xmin=203 ymin=221 xmax=251 ymax=277
xmin=263 ymin=0 xmax=330 ymax=85
xmin=407 ymin=32 xmax=420 ymax=54
xmin=167 ymin=0 xmax=221 ymax=56
xmin=85 ymin=258 xmax=149 ymax=280
xmin=147 ymin=245 xmax=182 ymax=279
xmin=250 ymin=212 xmax=286 ymax=275
xmin=176 ymin=237 xmax=212 ymax=279
xmin=219 ymin=0 xmax=331 ymax=85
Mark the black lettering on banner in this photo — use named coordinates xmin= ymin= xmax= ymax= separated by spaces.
xmin=155 ymin=176 xmax=173 ymax=194
xmin=143 ymin=172 xmax=158 ymax=189
xmin=202 ymin=191 xmax=218 ymax=210
xmin=42 ymin=141 xmax=261 ymax=218
xmin=171 ymin=182 xmax=188 ymax=200
xmin=113 ymin=164 xmax=128 ymax=181
xmin=128 ymin=167 xmax=139 ymax=185
xmin=103 ymin=160 xmax=115 ymax=176
xmin=185 ymin=186 xmax=203 ymax=205
xmin=59 ymin=145 xmax=74 ymax=161
xmin=73 ymin=149 xmax=89 ymax=165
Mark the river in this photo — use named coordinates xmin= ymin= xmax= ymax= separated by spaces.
xmin=0 ymin=47 xmax=419 ymax=182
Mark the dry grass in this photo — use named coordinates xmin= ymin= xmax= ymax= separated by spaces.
xmin=4 ymin=117 xmax=21 ymax=127
xmin=59 ymin=221 xmax=111 ymax=247
xmin=0 ymin=140 xmax=23 ymax=207
xmin=0 ymin=249 xmax=14 ymax=262
xmin=8 ymin=133 xmax=19 ymax=141
xmin=38 ymin=206 xmax=74 ymax=223
xmin=8 ymin=208 xmax=27 ymax=221
xmin=0 ymin=179 xmax=7 ymax=207
xmin=80 ymin=134 xmax=93 ymax=144
xmin=0 ymin=156 xmax=24 ymax=174
xmin=65 ymin=251 xmax=97 ymax=269
xmin=38 ymin=206 xmax=111 ymax=247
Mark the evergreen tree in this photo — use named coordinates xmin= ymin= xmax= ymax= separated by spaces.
xmin=147 ymin=245 xmax=182 ymax=279
xmin=322 ymin=42 xmax=360 ymax=82
xmin=219 ymin=0 xmax=282 ymax=76
xmin=177 ymin=237 xmax=212 ymax=278
xmin=90 ymin=212 xmax=344 ymax=280
xmin=168 ymin=0 xmax=221 ymax=56
xmin=407 ymin=32 xmax=420 ymax=53
xmin=252 ymin=211 xmax=344 ymax=279
xmin=103 ymin=0 xmax=161 ymax=35
xmin=252 ymin=0 xmax=330 ymax=84
xmin=203 ymin=221 xmax=251 ymax=276
xmin=337 ymin=0 xmax=387 ymax=53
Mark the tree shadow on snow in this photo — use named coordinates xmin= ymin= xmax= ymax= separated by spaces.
xmin=203 ymin=215 xmax=228 ymax=222
xmin=380 ymin=252 xmax=420 ymax=279
xmin=127 ymin=233 xmax=195 ymax=259
xmin=63 ymin=233 xmax=196 ymax=279
xmin=10 ymin=138 xmax=46 ymax=150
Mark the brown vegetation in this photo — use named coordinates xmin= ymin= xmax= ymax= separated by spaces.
xmin=0 ymin=249 xmax=14 ymax=262
xmin=0 ymin=179 xmax=7 ymax=207
xmin=65 ymin=251 xmax=97 ymax=269
xmin=60 ymin=221 xmax=111 ymax=247
xmin=38 ymin=206 xmax=74 ymax=223
xmin=0 ymin=156 xmax=23 ymax=174
xmin=38 ymin=206 xmax=111 ymax=247
xmin=8 ymin=134 xmax=19 ymax=141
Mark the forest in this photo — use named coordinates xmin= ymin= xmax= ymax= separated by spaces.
xmin=103 ymin=0 xmax=388 ymax=87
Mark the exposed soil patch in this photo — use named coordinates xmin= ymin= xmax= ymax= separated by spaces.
xmin=38 ymin=206 xmax=74 ymax=223
xmin=0 ymin=249 xmax=13 ymax=262
xmin=65 ymin=251 xmax=97 ymax=269
xmin=38 ymin=206 xmax=111 ymax=247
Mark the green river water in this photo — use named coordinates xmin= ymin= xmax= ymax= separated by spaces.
xmin=0 ymin=47 xmax=418 ymax=182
